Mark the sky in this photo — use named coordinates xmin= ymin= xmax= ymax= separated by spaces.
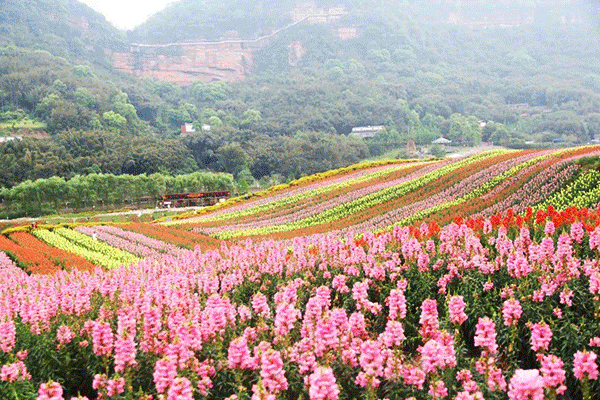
xmin=78 ymin=0 xmax=178 ymax=30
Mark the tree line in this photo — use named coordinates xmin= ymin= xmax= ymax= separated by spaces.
xmin=0 ymin=171 xmax=234 ymax=218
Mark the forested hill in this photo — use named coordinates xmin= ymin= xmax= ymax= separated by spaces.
xmin=0 ymin=0 xmax=126 ymax=66
xmin=130 ymin=0 xmax=600 ymax=44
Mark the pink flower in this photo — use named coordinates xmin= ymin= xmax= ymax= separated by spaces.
xmin=56 ymin=325 xmax=76 ymax=348
xmin=448 ymin=295 xmax=467 ymax=326
xmin=0 ymin=320 xmax=16 ymax=353
xmin=106 ymin=377 xmax=125 ymax=397
xmin=38 ymin=381 xmax=64 ymax=400
xmin=358 ymin=340 xmax=384 ymax=385
xmin=114 ymin=336 xmax=137 ymax=373
xmin=386 ymin=289 xmax=407 ymax=320
xmin=1 ymin=361 xmax=31 ymax=382
xmin=502 ymin=298 xmax=522 ymax=326
xmin=545 ymin=221 xmax=555 ymax=236
xmin=167 ymin=377 xmax=193 ymax=400
xmin=257 ymin=345 xmax=288 ymax=394
xmin=589 ymin=337 xmax=600 ymax=347
xmin=573 ymin=350 xmax=599 ymax=381
xmin=428 ymin=380 xmax=448 ymax=399
xmin=474 ymin=317 xmax=497 ymax=355
xmin=228 ymin=336 xmax=256 ymax=370
xmin=419 ymin=299 xmax=439 ymax=340
xmin=380 ymin=320 xmax=405 ymax=348
xmin=529 ymin=322 xmax=552 ymax=353
xmin=92 ymin=321 xmax=113 ymax=357
xmin=252 ymin=293 xmax=272 ymax=319
xmin=540 ymin=354 xmax=566 ymax=395
xmin=331 ymin=275 xmax=349 ymax=294
xmin=153 ymin=357 xmax=178 ymax=394
xmin=308 ymin=367 xmax=339 ymax=400
xmin=507 ymin=369 xmax=544 ymax=400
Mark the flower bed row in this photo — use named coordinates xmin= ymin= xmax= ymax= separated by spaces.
xmin=208 ymin=151 xmax=507 ymax=239
xmin=192 ymin=160 xmax=447 ymax=236
xmin=74 ymin=226 xmax=164 ymax=259
xmin=183 ymin=162 xmax=432 ymax=229
xmin=0 ymin=234 xmax=60 ymax=274
xmin=122 ymin=223 xmax=224 ymax=252
xmin=2 ymin=209 xmax=600 ymax=399
xmin=409 ymin=146 xmax=600 ymax=228
xmin=9 ymin=232 xmax=96 ymax=273
xmin=32 ymin=228 xmax=140 ymax=270
xmin=181 ymin=162 xmax=432 ymax=227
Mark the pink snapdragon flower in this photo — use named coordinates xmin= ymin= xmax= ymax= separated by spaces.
xmin=507 ymin=369 xmax=544 ymax=400
xmin=474 ymin=317 xmax=497 ymax=356
xmin=419 ymin=299 xmax=439 ymax=340
xmin=428 ymin=380 xmax=448 ymax=399
xmin=91 ymin=322 xmax=113 ymax=357
xmin=308 ymin=367 xmax=339 ymax=400
xmin=56 ymin=325 xmax=76 ymax=348
xmin=1 ymin=361 xmax=31 ymax=382
xmin=529 ymin=322 xmax=552 ymax=353
xmin=573 ymin=350 xmax=599 ymax=381
xmin=38 ymin=381 xmax=64 ymax=400
xmin=545 ymin=221 xmax=555 ymax=236
xmin=540 ymin=354 xmax=566 ymax=395
xmin=448 ymin=295 xmax=467 ymax=326
xmin=386 ymin=289 xmax=407 ymax=320
xmin=502 ymin=298 xmax=522 ymax=327
xmin=252 ymin=293 xmax=271 ymax=319
xmin=0 ymin=320 xmax=16 ymax=353
xmin=167 ymin=377 xmax=193 ymax=400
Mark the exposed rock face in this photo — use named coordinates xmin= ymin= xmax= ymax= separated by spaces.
xmin=111 ymin=2 xmax=354 ymax=86
xmin=112 ymin=40 xmax=256 ymax=86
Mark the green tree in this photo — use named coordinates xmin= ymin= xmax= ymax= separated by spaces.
xmin=102 ymin=111 xmax=127 ymax=135
xmin=217 ymin=143 xmax=250 ymax=177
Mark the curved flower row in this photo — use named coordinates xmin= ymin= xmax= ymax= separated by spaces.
xmin=169 ymin=161 xmax=421 ymax=225
xmin=171 ymin=162 xmax=433 ymax=227
xmin=194 ymin=160 xmax=446 ymax=235
xmin=93 ymin=225 xmax=182 ymax=254
xmin=0 ymin=233 xmax=60 ymax=274
xmin=397 ymin=147 xmax=585 ymax=226
xmin=74 ymin=226 xmax=163 ymax=259
xmin=0 ymin=251 xmax=17 ymax=270
xmin=32 ymin=228 xmax=140 ymax=270
xmin=210 ymin=151 xmax=508 ymax=239
xmin=53 ymin=228 xmax=141 ymax=266
xmin=538 ymin=169 xmax=600 ymax=212
xmin=187 ymin=163 xmax=433 ymax=230
xmin=122 ymin=223 xmax=224 ymax=252
xmin=327 ymin=149 xmax=547 ymax=236
xmin=9 ymin=231 xmax=97 ymax=273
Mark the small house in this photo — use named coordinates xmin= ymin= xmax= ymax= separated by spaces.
xmin=181 ymin=123 xmax=195 ymax=135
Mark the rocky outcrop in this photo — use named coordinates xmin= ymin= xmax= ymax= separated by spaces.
xmin=112 ymin=40 xmax=257 ymax=86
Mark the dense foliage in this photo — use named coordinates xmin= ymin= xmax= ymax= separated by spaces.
xmin=4 ymin=0 xmax=600 ymax=190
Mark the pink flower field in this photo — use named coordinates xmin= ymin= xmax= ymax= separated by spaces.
xmin=2 ymin=208 xmax=600 ymax=399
